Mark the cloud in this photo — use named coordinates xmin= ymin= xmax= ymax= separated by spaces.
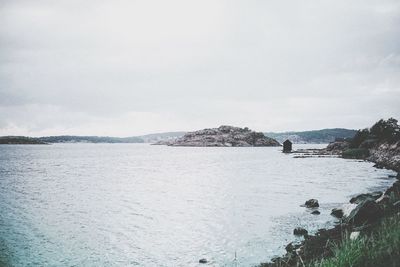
xmin=1 ymin=0 xmax=399 ymax=135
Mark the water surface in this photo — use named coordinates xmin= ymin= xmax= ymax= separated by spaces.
xmin=0 ymin=144 xmax=396 ymax=266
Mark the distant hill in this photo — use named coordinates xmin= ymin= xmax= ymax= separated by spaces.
xmin=264 ymin=128 xmax=357 ymax=144
xmin=0 ymin=128 xmax=357 ymax=145
xmin=0 ymin=136 xmax=47 ymax=144
xmin=37 ymin=136 xmax=144 ymax=143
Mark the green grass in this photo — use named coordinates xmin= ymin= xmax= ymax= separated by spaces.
xmin=342 ymin=148 xmax=370 ymax=159
xmin=310 ymin=214 xmax=400 ymax=267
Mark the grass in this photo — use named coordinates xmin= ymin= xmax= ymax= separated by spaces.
xmin=342 ymin=148 xmax=370 ymax=159
xmin=310 ymin=214 xmax=400 ymax=267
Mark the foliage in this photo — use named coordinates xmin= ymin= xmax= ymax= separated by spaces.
xmin=349 ymin=118 xmax=400 ymax=148
xmin=349 ymin=129 xmax=370 ymax=148
xmin=370 ymin=118 xmax=400 ymax=143
xmin=310 ymin=214 xmax=400 ymax=267
xmin=342 ymin=148 xmax=369 ymax=159
xmin=0 ymin=136 xmax=46 ymax=144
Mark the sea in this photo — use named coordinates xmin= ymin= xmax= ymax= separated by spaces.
xmin=0 ymin=144 xmax=396 ymax=266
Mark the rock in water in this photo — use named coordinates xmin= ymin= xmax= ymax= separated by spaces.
xmin=293 ymin=227 xmax=308 ymax=236
xmin=304 ymin=199 xmax=319 ymax=208
xmin=331 ymin=208 xmax=344 ymax=218
xmin=167 ymin=125 xmax=281 ymax=147
xmin=311 ymin=210 xmax=320 ymax=215
xmin=199 ymin=258 xmax=207 ymax=264
xmin=345 ymin=199 xmax=383 ymax=226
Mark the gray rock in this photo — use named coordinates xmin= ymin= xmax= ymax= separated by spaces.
xmin=326 ymin=141 xmax=350 ymax=152
xmin=368 ymin=142 xmax=400 ymax=173
xmin=311 ymin=210 xmax=320 ymax=215
xmin=293 ymin=227 xmax=308 ymax=236
xmin=345 ymin=199 xmax=383 ymax=226
xmin=331 ymin=208 xmax=344 ymax=219
xmin=167 ymin=126 xmax=281 ymax=147
xmin=199 ymin=258 xmax=207 ymax=264
xmin=304 ymin=199 xmax=319 ymax=208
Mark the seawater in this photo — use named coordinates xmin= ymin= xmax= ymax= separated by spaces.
xmin=0 ymin=144 xmax=396 ymax=267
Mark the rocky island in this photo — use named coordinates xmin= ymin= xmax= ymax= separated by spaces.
xmin=161 ymin=125 xmax=281 ymax=147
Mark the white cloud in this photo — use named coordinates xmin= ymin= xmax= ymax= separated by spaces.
xmin=1 ymin=0 xmax=399 ymax=135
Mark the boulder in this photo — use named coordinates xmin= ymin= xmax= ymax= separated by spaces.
xmin=345 ymin=199 xmax=383 ymax=226
xmin=304 ymin=199 xmax=319 ymax=208
xmin=331 ymin=208 xmax=344 ymax=219
xmin=199 ymin=258 xmax=207 ymax=264
xmin=293 ymin=227 xmax=308 ymax=236
xmin=311 ymin=210 xmax=320 ymax=215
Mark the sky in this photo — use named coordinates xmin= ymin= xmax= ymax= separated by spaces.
xmin=1 ymin=0 xmax=400 ymax=136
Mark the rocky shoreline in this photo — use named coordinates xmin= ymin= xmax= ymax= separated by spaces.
xmin=259 ymin=171 xmax=399 ymax=267
xmin=259 ymin=118 xmax=400 ymax=267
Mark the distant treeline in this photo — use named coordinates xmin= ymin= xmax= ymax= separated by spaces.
xmin=1 ymin=128 xmax=358 ymax=145
xmin=0 ymin=135 xmax=144 ymax=144
xmin=38 ymin=136 xmax=144 ymax=143
xmin=0 ymin=136 xmax=47 ymax=144
xmin=264 ymin=128 xmax=357 ymax=144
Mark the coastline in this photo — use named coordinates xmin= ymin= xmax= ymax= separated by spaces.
xmin=258 ymin=142 xmax=400 ymax=267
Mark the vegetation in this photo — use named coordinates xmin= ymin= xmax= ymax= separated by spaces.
xmin=310 ymin=214 xmax=400 ymax=267
xmin=342 ymin=148 xmax=369 ymax=159
xmin=37 ymin=135 xmax=144 ymax=143
xmin=0 ymin=135 xmax=145 ymax=144
xmin=350 ymin=118 xmax=400 ymax=148
xmin=0 ymin=136 xmax=46 ymax=144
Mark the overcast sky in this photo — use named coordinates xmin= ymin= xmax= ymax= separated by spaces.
xmin=1 ymin=0 xmax=399 ymax=136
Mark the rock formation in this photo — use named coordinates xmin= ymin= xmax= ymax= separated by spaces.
xmin=167 ymin=126 xmax=281 ymax=147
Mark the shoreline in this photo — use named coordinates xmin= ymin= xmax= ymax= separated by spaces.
xmin=258 ymin=143 xmax=400 ymax=267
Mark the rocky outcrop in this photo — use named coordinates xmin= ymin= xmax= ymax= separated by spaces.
xmin=167 ymin=126 xmax=281 ymax=147
xmin=326 ymin=140 xmax=350 ymax=153
xmin=324 ymin=118 xmax=400 ymax=171
xmin=304 ymin=199 xmax=319 ymax=208
xmin=368 ymin=141 xmax=400 ymax=172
